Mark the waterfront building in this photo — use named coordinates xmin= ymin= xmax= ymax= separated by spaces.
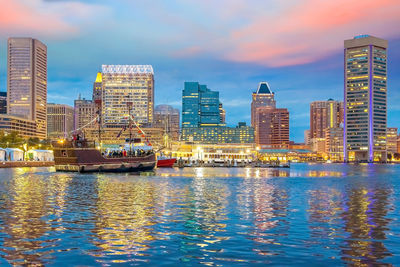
xmin=182 ymin=122 xmax=254 ymax=144
xmin=47 ymin=103 xmax=74 ymax=139
xmin=182 ymin=82 xmax=225 ymax=128
xmin=74 ymin=97 xmax=96 ymax=131
xmin=309 ymin=99 xmax=343 ymax=154
xmin=101 ymin=65 xmax=154 ymax=126
xmin=304 ymin=129 xmax=311 ymax=145
xmin=92 ymin=72 xmax=102 ymax=101
xmin=387 ymin=127 xmax=398 ymax=156
xmin=326 ymin=126 xmax=344 ymax=162
xmin=219 ymin=102 xmax=226 ymax=124
xmin=255 ymin=107 xmax=289 ymax=148
xmin=0 ymin=115 xmax=37 ymax=138
xmin=7 ymin=37 xmax=47 ymax=139
xmin=153 ymin=104 xmax=180 ymax=141
xmin=344 ymin=35 xmax=388 ymax=162
xmin=0 ymin=92 xmax=6 ymax=114
xmin=251 ymin=82 xmax=276 ymax=128
xmin=169 ymin=142 xmax=256 ymax=163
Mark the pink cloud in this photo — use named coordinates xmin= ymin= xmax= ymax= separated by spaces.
xmin=0 ymin=0 xmax=108 ymax=39
xmin=225 ymin=0 xmax=400 ymax=67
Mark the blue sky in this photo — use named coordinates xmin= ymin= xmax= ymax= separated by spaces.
xmin=0 ymin=0 xmax=399 ymax=142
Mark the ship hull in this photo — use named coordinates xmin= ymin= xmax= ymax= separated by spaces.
xmin=157 ymin=158 xmax=176 ymax=168
xmin=53 ymin=146 xmax=156 ymax=173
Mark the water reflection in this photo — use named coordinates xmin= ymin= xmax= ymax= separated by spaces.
xmin=0 ymin=165 xmax=397 ymax=265
xmin=341 ymin=187 xmax=393 ymax=265
xmin=90 ymin=177 xmax=158 ymax=264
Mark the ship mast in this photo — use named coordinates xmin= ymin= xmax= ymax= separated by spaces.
xmin=127 ymin=101 xmax=133 ymax=155
xmin=95 ymin=99 xmax=102 ymax=150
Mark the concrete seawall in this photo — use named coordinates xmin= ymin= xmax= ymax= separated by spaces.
xmin=0 ymin=161 xmax=55 ymax=168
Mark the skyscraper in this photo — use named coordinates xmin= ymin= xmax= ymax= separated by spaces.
xmin=386 ymin=127 xmax=398 ymax=156
xmin=92 ymin=72 xmax=102 ymax=101
xmin=47 ymin=103 xmax=74 ymax=139
xmin=0 ymin=92 xmax=6 ymax=114
xmin=154 ymin=104 xmax=180 ymax=141
xmin=255 ymin=107 xmax=289 ymax=148
xmin=344 ymin=35 xmax=388 ymax=162
xmin=182 ymin=82 xmax=225 ymax=128
xmin=310 ymin=99 xmax=343 ymax=139
xmin=7 ymin=37 xmax=47 ymax=139
xmin=74 ymin=97 xmax=95 ymax=131
xmin=251 ymin=82 xmax=276 ymax=128
xmin=101 ymin=65 xmax=154 ymax=126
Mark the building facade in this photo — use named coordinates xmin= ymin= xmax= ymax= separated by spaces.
xmin=344 ymin=35 xmax=388 ymax=162
xmin=47 ymin=103 xmax=74 ymax=139
xmin=153 ymin=104 xmax=180 ymax=141
xmin=251 ymin=82 xmax=276 ymax=128
xmin=387 ymin=127 xmax=398 ymax=156
xmin=92 ymin=72 xmax=102 ymax=101
xmin=101 ymin=65 xmax=154 ymax=126
xmin=326 ymin=127 xmax=344 ymax=162
xmin=182 ymin=82 xmax=225 ymax=128
xmin=7 ymin=37 xmax=47 ymax=139
xmin=0 ymin=92 xmax=6 ymax=114
xmin=255 ymin=107 xmax=289 ymax=148
xmin=182 ymin=123 xmax=254 ymax=144
xmin=0 ymin=115 xmax=37 ymax=138
xmin=74 ymin=98 xmax=96 ymax=131
xmin=310 ymin=100 xmax=344 ymax=139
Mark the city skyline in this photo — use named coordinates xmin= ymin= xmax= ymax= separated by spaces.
xmin=0 ymin=1 xmax=400 ymax=142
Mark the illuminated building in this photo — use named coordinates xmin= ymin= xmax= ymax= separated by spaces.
xmin=386 ymin=127 xmax=398 ymax=156
xmin=182 ymin=122 xmax=254 ymax=144
xmin=153 ymin=105 xmax=180 ymax=141
xmin=255 ymin=107 xmax=289 ymax=148
xmin=182 ymin=82 xmax=225 ymax=128
xmin=47 ymin=103 xmax=74 ymax=139
xmin=7 ymin=37 xmax=47 ymax=139
xmin=304 ymin=129 xmax=311 ymax=145
xmin=251 ymin=82 xmax=276 ymax=128
xmin=92 ymin=72 xmax=102 ymax=101
xmin=344 ymin=35 xmax=388 ymax=162
xmin=0 ymin=92 xmax=6 ymax=114
xmin=0 ymin=115 xmax=37 ymax=138
xmin=219 ymin=102 xmax=226 ymax=124
xmin=326 ymin=126 xmax=344 ymax=162
xmin=309 ymin=99 xmax=343 ymax=154
xmin=74 ymin=97 xmax=95 ymax=130
xmin=101 ymin=65 xmax=154 ymax=126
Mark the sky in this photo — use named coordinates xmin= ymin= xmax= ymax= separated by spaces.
xmin=0 ymin=0 xmax=400 ymax=142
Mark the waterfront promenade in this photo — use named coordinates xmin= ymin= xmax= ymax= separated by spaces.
xmin=0 ymin=161 xmax=54 ymax=168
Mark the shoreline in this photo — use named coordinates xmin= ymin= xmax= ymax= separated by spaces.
xmin=0 ymin=161 xmax=55 ymax=168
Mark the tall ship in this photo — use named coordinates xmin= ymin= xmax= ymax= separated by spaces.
xmin=52 ymin=139 xmax=156 ymax=173
xmin=53 ymin=99 xmax=156 ymax=173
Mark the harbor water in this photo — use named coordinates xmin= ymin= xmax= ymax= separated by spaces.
xmin=0 ymin=164 xmax=399 ymax=265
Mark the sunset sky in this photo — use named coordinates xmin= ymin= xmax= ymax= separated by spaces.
xmin=0 ymin=0 xmax=400 ymax=141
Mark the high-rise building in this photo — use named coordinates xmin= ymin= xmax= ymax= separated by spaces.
xmin=304 ymin=129 xmax=311 ymax=145
xmin=7 ymin=37 xmax=47 ymax=139
xmin=251 ymin=82 xmax=276 ymax=128
xmin=153 ymin=104 xmax=180 ymax=141
xmin=387 ymin=127 xmax=398 ymax=156
xmin=47 ymin=103 xmax=74 ymax=139
xmin=219 ymin=102 xmax=226 ymax=124
xmin=182 ymin=82 xmax=225 ymax=128
xmin=101 ymin=65 xmax=154 ymax=126
xmin=310 ymin=99 xmax=343 ymax=139
xmin=326 ymin=127 xmax=344 ymax=162
xmin=255 ymin=107 xmax=289 ymax=148
xmin=74 ymin=97 xmax=95 ymax=131
xmin=0 ymin=92 xmax=6 ymax=114
xmin=344 ymin=35 xmax=388 ymax=162
xmin=92 ymin=72 xmax=102 ymax=101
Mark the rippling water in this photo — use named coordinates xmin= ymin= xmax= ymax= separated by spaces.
xmin=0 ymin=164 xmax=399 ymax=266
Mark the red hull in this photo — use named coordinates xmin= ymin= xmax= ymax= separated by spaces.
xmin=157 ymin=158 xmax=176 ymax=167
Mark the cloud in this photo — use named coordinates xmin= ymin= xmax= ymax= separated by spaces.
xmin=0 ymin=0 xmax=108 ymax=39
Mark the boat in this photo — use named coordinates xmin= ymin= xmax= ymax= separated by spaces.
xmin=157 ymin=157 xmax=176 ymax=168
xmin=52 ymin=139 xmax=156 ymax=173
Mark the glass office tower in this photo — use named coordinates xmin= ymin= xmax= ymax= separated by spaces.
xmin=344 ymin=35 xmax=388 ymax=162
xmin=251 ymin=82 xmax=276 ymax=128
